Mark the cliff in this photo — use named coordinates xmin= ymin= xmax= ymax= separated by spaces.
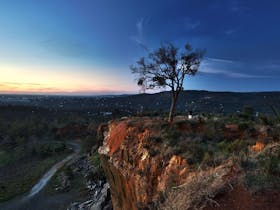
xmin=98 ymin=118 xmax=189 ymax=209
xmin=98 ymin=117 xmax=280 ymax=210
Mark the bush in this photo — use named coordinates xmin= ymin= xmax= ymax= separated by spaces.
xmin=89 ymin=153 xmax=105 ymax=178
xmin=238 ymin=122 xmax=250 ymax=131
xmin=81 ymin=134 xmax=98 ymax=153
xmin=217 ymin=139 xmax=247 ymax=156
xmin=244 ymin=144 xmax=280 ymax=192
xmin=260 ymin=115 xmax=275 ymax=126
xmin=163 ymin=129 xmax=182 ymax=147
xmin=61 ymin=165 xmax=73 ymax=178
xmin=147 ymin=135 xmax=163 ymax=143
xmin=35 ymin=142 xmax=66 ymax=157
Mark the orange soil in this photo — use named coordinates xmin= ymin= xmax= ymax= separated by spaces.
xmin=251 ymin=141 xmax=265 ymax=152
xmin=106 ymin=122 xmax=128 ymax=155
xmin=205 ymin=186 xmax=280 ymax=210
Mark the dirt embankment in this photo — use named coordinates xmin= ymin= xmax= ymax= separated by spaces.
xmin=98 ymin=118 xmax=280 ymax=210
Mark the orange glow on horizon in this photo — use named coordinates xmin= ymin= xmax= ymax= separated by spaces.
xmin=0 ymin=64 xmax=136 ymax=95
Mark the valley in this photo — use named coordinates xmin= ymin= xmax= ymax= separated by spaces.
xmin=0 ymin=91 xmax=279 ymax=209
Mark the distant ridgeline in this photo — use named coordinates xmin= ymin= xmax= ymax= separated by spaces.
xmin=0 ymin=90 xmax=280 ymax=115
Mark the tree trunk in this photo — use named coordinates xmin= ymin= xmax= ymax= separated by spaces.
xmin=168 ymin=95 xmax=176 ymax=122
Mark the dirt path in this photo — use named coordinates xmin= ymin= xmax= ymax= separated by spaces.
xmin=0 ymin=141 xmax=81 ymax=210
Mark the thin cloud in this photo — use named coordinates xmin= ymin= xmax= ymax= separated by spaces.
xmin=200 ymin=59 xmax=271 ymax=78
xmin=136 ymin=18 xmax=144 ymax=38
xmin=183 ymin=17 xmax=201 ymax=30
xmin=229 ymin=0 xmax=251 ymax=15
xmin=200 ymin=68 xmax=271 ymax=79
xmin=226 ymin=72 xmax=271 ymax=79
xmin=225 ymin=29 xmax=236 ymax=35
xmin=206 ymin=57 xmax=234 ymax=64
xmin=130 ymin=18 xmax=149 ymax=52
xmin=1 ymin=82 xmax=42 ymax=86
xmin=0 ymin=82 xmax=60 ymax=92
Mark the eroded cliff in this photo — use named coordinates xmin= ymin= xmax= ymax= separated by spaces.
xmin=98 ymin=117 xmax=280 ymax=210
xmin=98 ymin=118 xmax=189 ymax=209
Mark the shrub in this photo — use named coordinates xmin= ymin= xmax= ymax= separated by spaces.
xmin=81 ymin=134 xmax=98 ymax=153
xmin=201 ymin=152 xmax=214 ymax=167
xmin=244 ymin=144 xmax=280 ymax=191
xmin=260 ymin=115 xmax=275 ymax=126
xmin=163 ymin=129 xmax=182 ymax=147
xmin=238 ymin=122 xmax=250 ymax=131
xmin=147 ymin=135 xmax=163 ymax=143
xmin=61 ymin=165 xmax=73 ymax=178
xmin=271 ymin=106 xmax=280 ymax=123
xmin=89 ymin=152 xmax=105 ymax=178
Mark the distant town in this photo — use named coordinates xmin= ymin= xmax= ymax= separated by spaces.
xmin=1 ymin=90 xmax=280 ymax=118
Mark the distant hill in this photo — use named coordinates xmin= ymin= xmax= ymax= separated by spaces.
xmin=175 ymin=90 xmax=279 ymax=114
xmin=1 ymin=90 xmax=280 ymax=114
xmin=99 ymin=90 xmax=280 ymax=114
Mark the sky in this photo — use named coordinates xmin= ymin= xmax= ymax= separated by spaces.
xmin=0 ymin=0 xmax=279 ymax=95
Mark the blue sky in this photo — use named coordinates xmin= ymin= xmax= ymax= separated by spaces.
xmin=0 ymin=0 xmax=279 ymax=94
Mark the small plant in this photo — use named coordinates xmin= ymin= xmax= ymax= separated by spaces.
xmin=271 ymin=106 xmax=280 ymax=123
xmin=163 ymin=128 xmax=182 ymax=147
xmin=61 ymin=165 xmax=73 ymax=178
xmin=244 ymin=144 xmax=280 ymax=192
xmin=238 ymin=122 xmax=249 ymax=131
xmin=89 ymin=152 xmax=105 ymax=178
xmin=147 ymin=135 xmax=163 ymax=143
xmin=259 ymin=115 xmax=275 ymax=126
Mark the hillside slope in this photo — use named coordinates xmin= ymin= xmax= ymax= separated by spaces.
xmin=98 ymin=117 xmax=280 ymax=209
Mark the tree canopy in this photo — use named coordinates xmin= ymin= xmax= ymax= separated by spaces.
xmin=131 ymin=42 xmax=205 ymax=122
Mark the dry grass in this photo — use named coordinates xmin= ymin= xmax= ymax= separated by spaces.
xmin=156 ymin=159 xmax=240 ymax=210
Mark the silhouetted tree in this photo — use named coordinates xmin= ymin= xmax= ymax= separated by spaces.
xmin=131 ymin=42 xmax=204 ymax=122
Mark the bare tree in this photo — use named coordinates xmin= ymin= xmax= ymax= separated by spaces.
xmin=131 ymin=42 xmax=204 ymax=122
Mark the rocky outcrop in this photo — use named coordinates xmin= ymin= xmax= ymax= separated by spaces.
xmin=67 ymin=182 xmax=111 ymax=210
xmin=1 ymin=106 xmax=277 ymax=209
xmin=90 ymin=183 xmax=111 ymax=210
xmin=98 ymin=118 xmax=279 ymax=210
xmin=98 ymin=119 xmax=189 ymax=210
xmin=67 ymin=154 xmax=112 ymax=210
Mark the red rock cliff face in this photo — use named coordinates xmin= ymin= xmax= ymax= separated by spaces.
xmin=98 ymin=119 xmax=189 ymax=210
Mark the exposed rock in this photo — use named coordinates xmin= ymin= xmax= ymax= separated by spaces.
xmin=98 ymin=118 xmax=280 ymax=209
xmin=250 ymin=126 xmax=269 ymax=152
xmin=98 ymin=119 xmax=189 ymax=210
xmin=67 ymin=182 xmax=111 ymax=210
xmin=251 ymin=141 xmax=265 ymax=152
xmin=90 ymin=183 xmax=110 ymax=210
xmin=66 ymin=154 xmax=112 ymax=210
xmin=69 ymin=155 xmax=91 ymax=174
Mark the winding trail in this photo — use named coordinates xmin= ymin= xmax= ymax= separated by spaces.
xmin=23 ymin=142 xmax=80 ymax=200
xmin=0 ymin=141 xmax=81 ymax=210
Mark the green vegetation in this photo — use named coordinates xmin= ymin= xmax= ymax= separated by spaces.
xmin=0 ymin=152 xmax=70 ymax=201
xmin=0 ymin=104 xmax=108 ymax=202
xmin=0 ymin=114 xmax=74 ymax=201
xmin=44 ymin=164 xmax=81 ymax=195
xmin=243 ymin=144 xmax=280 ymax=192
xmin=89 ymin=152 xmax=105 ymax=178
xmin=271 ymin=106 xmax=280 ymax=123
xmin=45 ymin=151 xmax=105 ymax=197
xmin=0 ymin=141 xmax=67 ymax=167
xmin=81 ymin=133 xmax=98 ymax=153
xmin=144 ymin=112 xmax=280 ymax=192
